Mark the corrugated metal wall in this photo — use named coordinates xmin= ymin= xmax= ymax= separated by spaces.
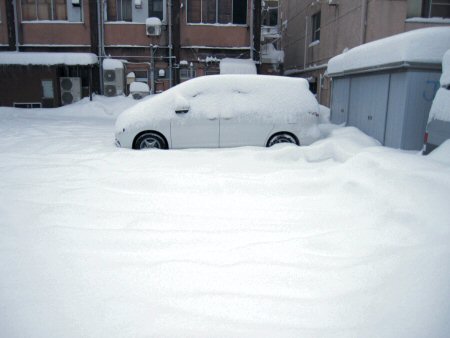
xmin=330 ymin=68 xmax=441 ymax=150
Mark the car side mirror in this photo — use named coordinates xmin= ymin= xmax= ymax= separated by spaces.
xmin=175 ymin=96 xmax=190 ymax=114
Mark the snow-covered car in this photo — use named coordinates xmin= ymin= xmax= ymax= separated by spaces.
xmin=115 ymin=75 xmax=321 ymax=149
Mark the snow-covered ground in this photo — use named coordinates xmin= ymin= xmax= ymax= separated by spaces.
xmin=0 ymin=96 xmax=449 ymax=338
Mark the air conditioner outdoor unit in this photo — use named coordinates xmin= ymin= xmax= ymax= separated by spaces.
xmin=146 ymin=17 xmax=162 ymax=36
xmin=103 ymin=68 xmax=124 ymax=97
xmin=60 ymin=77 xmax=81 ymax=105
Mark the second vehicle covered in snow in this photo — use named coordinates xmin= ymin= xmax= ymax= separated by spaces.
xmin=115 ymin=75 xmax=321 ymax=149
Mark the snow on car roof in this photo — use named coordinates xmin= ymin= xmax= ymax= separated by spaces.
xmin=115 ymin=75 xmax=319 ymax=133
xmin=219 ymin=58 xmax=257 ymax=74
xmin=327 ymin=27 xmax=450 ymax=76
xmin=0 ymin=52 xmax=98 ymax=66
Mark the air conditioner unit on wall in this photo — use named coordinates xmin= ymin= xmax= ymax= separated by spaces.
xmin=146 ymin=17 xmax=162 ymax=36
xmin=60 ymin=77 xmax=81 ymax=105
xmin=103 ymin=68 xmax=124 ymax=97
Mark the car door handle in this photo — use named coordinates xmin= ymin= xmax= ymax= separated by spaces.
xmin=208 ymin=117 xmax=218 ymax=120
xmin=222 ymin=117 xmax=232 ymax=120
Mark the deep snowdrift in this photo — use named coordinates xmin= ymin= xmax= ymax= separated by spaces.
xmin=0 ymin=97 xmax=449 ymax=338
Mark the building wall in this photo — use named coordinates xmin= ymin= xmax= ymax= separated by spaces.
xmin=0 ymin=65 xmax=58 ymax=107
xmin=0 ymin=0 xmax=258 ymax=99
xmin=19 ymin=0 xmax=91 ymax=49
xmin=178 ymin=1 xmax=252 ymax=79
xmin=282 ymin=0 xmax=450 ymax=106
xmin=0 ymin=1 xmax=8 ymax=47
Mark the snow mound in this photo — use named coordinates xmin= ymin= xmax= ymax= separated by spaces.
xmin=328 ymin=27 xmax=450 ymax=75
xmin=304 ymin=127 xmax=381 ymax=162
xmin=319 ymin=104 xmax=330 ymax=123
xmin=441 ymin=49 xmax=450 ymax=86
xmin=130 ymin=82 xmax=150 ymax=93
xmin=0 ymin=52 xmax=98 ymax=66
xmin=428 ymin=87 xmax=450 ymax=122
xmin=220 ymin=58 xmax=257 ymax=74
xmin=261 ymin=127 xmax=380 ymax=164
xmin=427 ymin=139 xmax=450 ymax=165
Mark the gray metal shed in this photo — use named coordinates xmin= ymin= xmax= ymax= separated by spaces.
xmin=327 ymin=27 xmax=450 ymax=150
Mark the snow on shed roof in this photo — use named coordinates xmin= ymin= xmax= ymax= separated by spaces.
xmin=0 ymin=52 xmax=98 ymax=66
xmin=220 ymin=58 xmax=257 ymax=75
xmin=327 ymin=27 xmax=450 ymax=76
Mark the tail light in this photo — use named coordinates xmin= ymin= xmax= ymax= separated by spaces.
xmin=424 ymin=132 xmax=429 ymax=144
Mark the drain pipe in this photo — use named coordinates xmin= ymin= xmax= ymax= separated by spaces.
xmin=361 ymin=0 xmax=368 ymax=44
xmin=168 ymin=0 xmax=173 ymax=88
xmin=13 ymin=0 xmax=19 ymax=51
xmin=98 ymin=0 xmax=105 ymax=94
xmin=304 ymin=15 xmax=308 ymax=69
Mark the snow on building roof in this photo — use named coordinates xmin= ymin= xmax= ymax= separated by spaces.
xmin=440 ymin=49 xmax=450 ymax=87
xmin=327 ymin=27 xmax=450 ymax=76
xmin=103 ymin=58 xmax=124 ymax=70
xmin=0 ymin=52 xmax=98 ymax=66
xmin=219 ymin=58 xmax=257 ymax=75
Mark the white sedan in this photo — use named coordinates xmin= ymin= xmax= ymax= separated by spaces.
xmin=115 ymin=75 xmax=321 ymax=149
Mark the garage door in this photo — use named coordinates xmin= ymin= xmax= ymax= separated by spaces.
xmin=348 ymin=74 xmax=390 ymax=144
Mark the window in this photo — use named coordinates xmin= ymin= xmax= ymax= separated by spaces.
xmin=13 ymin=103 xmax=42 ymax=108
xmin=205 ymin=67 xmax=220 ymax=75
xmin=42 ymin=80 xmax=54 ymax=99
xmin=149 ymin=0 xmax=165 ymax=21
xmin=21 ymin=0 xmax=68 ymax=21
xmin=311 ymin=12 xmax=321 ymax=42
xmin=262 ymin=1 xmax=278 ymax=26
xmin=180 ymin=68 xmax=196 ymax=81
xmin=187 ymin=0 xmax=247 ymax=24
xmin=133 ymin=68 xmax=149 ymax=82
xmin=106 ymin=0 xmax=132 ymax=21
xmin=422 ymin=0 xmax=450 ymax=18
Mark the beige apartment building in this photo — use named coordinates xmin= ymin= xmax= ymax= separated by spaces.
xmin=281 ymin=0 xmax=450 ymax=106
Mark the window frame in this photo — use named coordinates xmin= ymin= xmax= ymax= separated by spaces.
xmin=41 ymin=79 xmax=55 ymax=99
xmin=422 ymin=0 xmax=450 ymax=18
xmin=311 ymin=11 xmax=321 ymax=43
xmin=179 ymin=67 xmax=196 ymax=81
xmin=13 ymin=102 xmax=42 ymax=108
xmin=149 ymin=0 xmax=167 ymax=22
xmin=20 ymin=0 xmax=71 ymax=22
xmin=106 ymin=0 xmax=132 ymax=22
xmin=186 ymin=0 xmax=248 ymax=26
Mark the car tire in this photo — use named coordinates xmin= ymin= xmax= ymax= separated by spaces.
xmin=134 ymin=132 xmax=167 ymax=150
xmin=267 ymin=133 xmax=299 ymax=147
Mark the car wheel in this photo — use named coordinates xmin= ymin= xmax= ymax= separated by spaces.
xmin=267 ymin=133 xmax=299 ymax=147
xmin=134 ymin=132 xmax=167 ymax=150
